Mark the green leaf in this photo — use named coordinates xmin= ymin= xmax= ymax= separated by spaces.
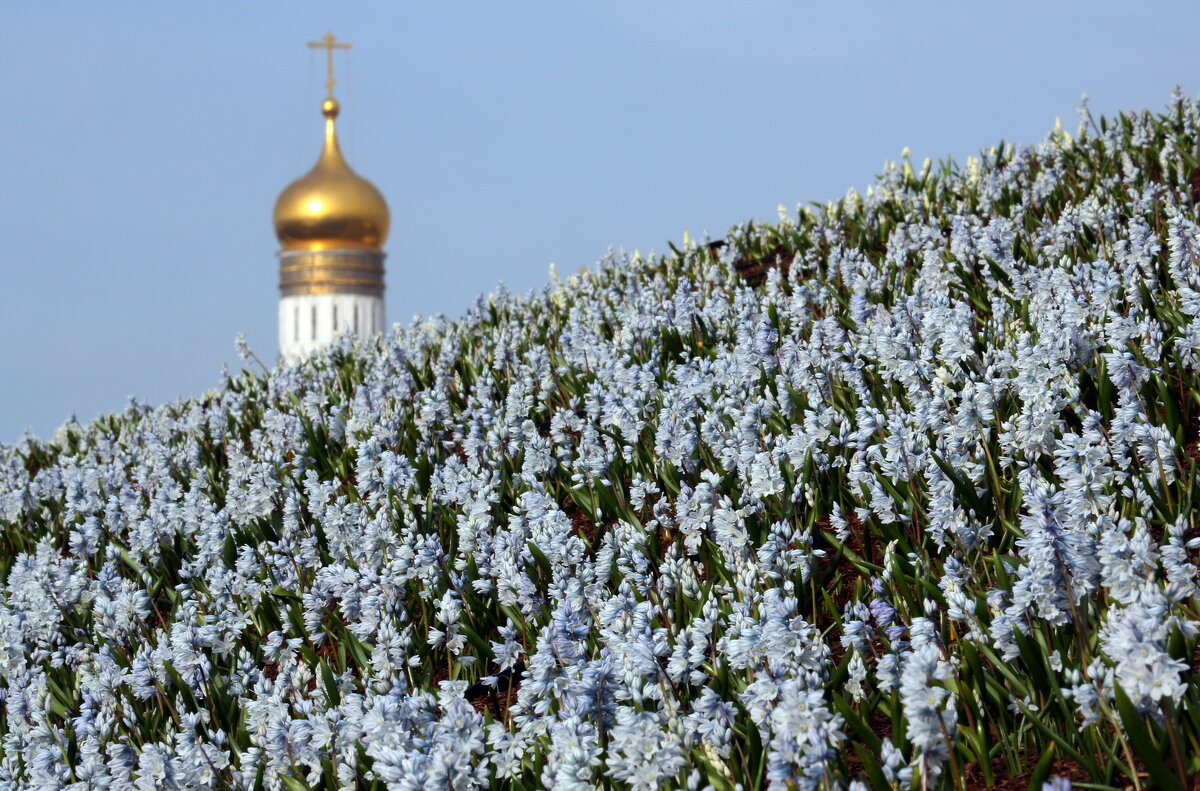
xmin=271 ymin=584 xmax=301 ymax=601
xmin=853 ymin=742 xmax=891 ymax=791
xmin=162 ymin=660 xmax=200 ymax=714
xmin=1113 ymin=686 xmax=1184 ymax=791
xmin=831 ymin=693 xmax=882 ymax=754
xmin=932 ymin=453 xmax=986 ymax=516
xmin=1008 ymin=696 xmax=1096 ymax=779
xmin=321 ymin=658 xmax=340 ymax=707
xmin=526 ymin=541 xmax=553 ymax=582
xmin=692 ymin=749 xmax=735 ymax=791
xmin=459 ymin=620 xmax=492 ymax=659
xmin=344 ymin=632 xmax=372 ymax=672
xmin=279 ymin=774 xmax=311 ymax=791
xmin=1026 ymin=742 xmax=1056 ymax=791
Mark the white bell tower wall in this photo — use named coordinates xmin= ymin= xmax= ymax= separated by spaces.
xmin=279 ymin=293 xmax=385 ymax=362
xmin=277 ymin=248 xmax=386 ymax=363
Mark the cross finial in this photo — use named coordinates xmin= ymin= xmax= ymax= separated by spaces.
xmin=308 ymin=32 xmax=352 ymax=100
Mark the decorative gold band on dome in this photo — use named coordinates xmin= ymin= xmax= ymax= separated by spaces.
xmin=278 ymin=249 xmax=386 ymax=297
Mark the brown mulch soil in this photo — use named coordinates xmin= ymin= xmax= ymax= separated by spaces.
xmin=1184 ymin=405 xmax=1200 ymax=463
xmin=965 ymin=750 xmax=1091 ymax=790
xmin=1148 ymin=159 xmax=1164 ymax=186
xmin=144 ymin=585 xmax=175 ymax=633
xmin=423 ymin=659 xmax=526 ymax=722
xmin=467 ymin=676 xmax=522 ymax=720
xmin=314 ymin=639 xmax=338 ymax=661
xmin=812 ymin=512 xmax=870 ymax=629
xmin=464 ymin=661 xmax=525 ymax=721
xmin=1180 ymin=415 xmax=1200 ymax=463
xmin=730 ymin=244 xmax=796 ymax=286
xmin=563 ymin=498 xmax=599 ymax=545
xmin=428 ymin=664 xmax=451 ymax=689
xmin=844 ymin=741 xmax=1092 ymax=790
xmin=706 ymin=238 xmax=795 ymax=286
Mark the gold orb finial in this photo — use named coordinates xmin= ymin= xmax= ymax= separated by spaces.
xmin=322 ymin=98 xmax=340 ymax=119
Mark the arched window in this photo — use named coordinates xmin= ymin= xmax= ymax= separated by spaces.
xmin=333 ymin=304 xmax=339 ymax=331
xmin=311 ymin=305 xmax=317 ymax=340
xmin=294 ymin=306 xmax=299 ymax=342
xmin=354 ymin=304 xmax=359 ymax=335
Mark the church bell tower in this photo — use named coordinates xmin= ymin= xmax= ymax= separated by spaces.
xmin=273 ymin=33 xmax=389 ymax=362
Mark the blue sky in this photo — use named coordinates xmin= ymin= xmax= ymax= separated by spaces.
xmin=1 ymin=2 xmax=1197 ymax=441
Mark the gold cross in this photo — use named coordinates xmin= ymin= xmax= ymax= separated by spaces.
xmin=308 ymin=32 xmax=352 ymax=100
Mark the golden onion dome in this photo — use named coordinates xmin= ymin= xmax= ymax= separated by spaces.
xmin=274 ymin=98 xmax=390 ymax=251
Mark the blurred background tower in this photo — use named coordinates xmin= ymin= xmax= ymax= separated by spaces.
xmin=273 ymin=33 xmax=389 ymax=362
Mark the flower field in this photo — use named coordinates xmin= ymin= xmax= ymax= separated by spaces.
xmin=6 ymin=93 xmax=1200 ymax=790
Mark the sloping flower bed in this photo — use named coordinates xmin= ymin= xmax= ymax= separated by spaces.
xmin=4 ymin=92 xmax=1200 ymax=790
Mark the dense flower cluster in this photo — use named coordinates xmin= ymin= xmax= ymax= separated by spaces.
xmin=3 ymin=93 xmax=1200 ymax=790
